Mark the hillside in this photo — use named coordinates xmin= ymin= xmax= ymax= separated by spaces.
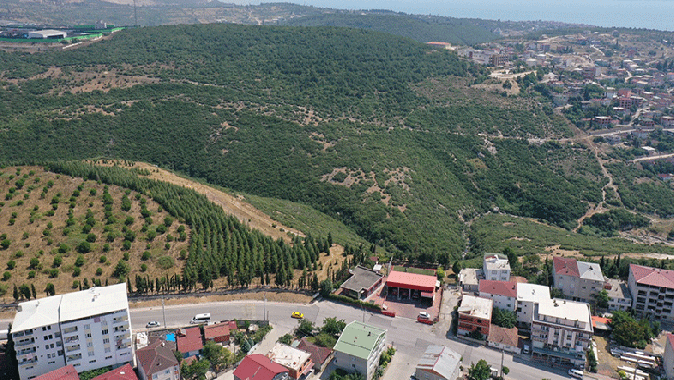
xmin=1 ymin=24 xmax=672 ymax=266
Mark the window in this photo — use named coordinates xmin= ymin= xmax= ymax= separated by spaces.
xmin=103 ymin=338 xmax=109 ymax=344
xmin=104 ymin=347 xmax=111 ymax=353
xmin=87 ymin=342 xmax=93 ymax=347
xmin=102 ymin=329 xmax=108 ymax=335
xmin=88 ymin=351 xmax=95 ymax=357
xmin=84 ymin=324 xmax=90 ymax=330
xmin=105 ymin=355 xmax=112 ymax=360
xmin=89 ymin=359 xmax=96 ymax=364
xmin=85 ymin=333 xmax=91 ymax=338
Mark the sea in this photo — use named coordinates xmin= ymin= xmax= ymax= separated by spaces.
xmin=229 ymin=0 xmax=674 ymax=32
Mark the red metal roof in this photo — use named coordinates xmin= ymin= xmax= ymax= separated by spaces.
xmin=553 ymin=257 xmax=580 ymax=277
xmin=479 ymin=280 xmax=517 ymax=298
xmin=234 ymin=354 xmax=288 ymax=380
xmin=386 ymin=271 xmax=436 ymax=292
xmin=34 ymin=365 xmax=79 ymax=380
xmin=91 ymin=363 xmax=138 ymax=380
xmin=204 ymin=322 xmax=230 ymax=340
xmin=630 ymin=264 xmax=674 ymax=288
xmin=176 ymin=327 xmax=204 ymax=354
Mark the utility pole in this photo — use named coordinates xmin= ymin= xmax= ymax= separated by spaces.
xmin=499 ymin=348 xmax=505 ymax=378
xmin=263 ymin=292 xmax=267 ymax=321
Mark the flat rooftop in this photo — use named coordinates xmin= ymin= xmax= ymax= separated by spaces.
xmin=60 ymin=283 xmax=129 ymax=322
xmin=458 ymin=295 xmax=493 ymax=320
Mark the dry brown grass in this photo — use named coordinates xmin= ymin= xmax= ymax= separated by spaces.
xmin=0 ymin=166 xmax=189 ymax=300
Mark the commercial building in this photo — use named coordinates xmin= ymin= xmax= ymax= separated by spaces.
xmin=414 ymin=345 xmax=461 ymax=380
xmin=604 ymin=278 xmax=632 ymax=312
xmin=386 ymin=271 xmax=438 ymax=301
xmin=12 ymin=284 xmax=132 ymax=380
xmin=333 ymin=321 xmax=387 ymax=380
xmin=664 ymin=333 xmax=674 ymax=380
xmin=234 ymin=354 xmax=289 ymax=380
xmin=340 ymin=266 xmax=384 ymax=299
xmin=483 ymin=254 xmax=511 ymax=282
xmin=531 ymin=299 xmax=593 ymax=369
xmin=136 ymin=340 xmax=180 ymax=380
xmin=268 ymin=343 xmax=313 ymax=379
xmin=516 ymin=283 xmax=551 ymax=329
xmin=628 ymin=264 xmax=674 ymax=320
xmin=479 ymin=280 xmax=517 ymax=311
xmin=28 ymin=30 xmax=67 ymax=39
xmin=553 ymin=257 xmax=604 ymax=303
xmin=457 ymin=295 xmax=493 ymax=338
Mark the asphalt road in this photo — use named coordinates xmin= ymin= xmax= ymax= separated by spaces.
xmin=131 ymin=299 xmax=572 ymax=380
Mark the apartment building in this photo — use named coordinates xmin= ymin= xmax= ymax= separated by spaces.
xmin=531 ymin=299 xmax=593 ymax=369
xmin=479 ymin=280 xmax=517 ymax=311
xmin=516 ymin=283 xmax=551 ymax=329
xmin=457 ymin=295 xmax=493 ymax=338
xmin=628 ymin=264 xmax=674 ymax=320
xmin=12 ymin=284 xmax=133 ymax=380
xmin=333 ymin=321 xmax=387 ymax=380
xmin=483 ymin=253 xmax=511 ymax=282
xmin=553 ymin=257 xmax=604 ymax=303
xmin=604 ymin=278 xmax=632 ymax=312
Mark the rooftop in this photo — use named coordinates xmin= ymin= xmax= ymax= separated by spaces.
xmin=341 ymin=265 xmax=383 ymax=293
xmin=203 ymin=322 xmax=230 ymax=340
xmin=479 ymin=280 xmax=517 ymax=298
xmin=176 ymin=327 xmax=203 ymax=354
xmin=415 ymin=345 xmax=461 ymax=380
xmin=553 ymin=257 xmax=580 ymax=277
xmin=484 ymin=253 xmax=511 ymax=271
xmin=234 ymin=354 xmax=288 ymax=380
xmin=458 ymin=268 xmax=481 ymax=286
xmin=536 ymin=298 xmax=592 ymax=331
xmin=333 ymin=321 xmax=387 ymax=360
xmin=268 ymin=343 xmax=312 ymax=371
xmin=577 ymin=261 xmax=604 ymax=282
xmin=516 ymin=283 xmax=551 ymax=303
xmin=386 ymin=271 xmax=437 ymax=292
xmin=59 ymin=284 xmax=129 ymax=322
xmin=136 ymin=339 xmax=179 ymax=377
xmin=630 ymin=264 xmax=674 ymax=288
xmin=13 ymin=294 xmax=63 ymax=333
xmin=297 ymin=337 xmax=333 ymax=365
xmin=458 ymin=295 xmax=493 ymax=320
xmin=90 ymin=363 xmax=138 ymax=380
xmin=487 ymin=326 xmax=519 ymax=348
xmin=34 ymin=365 xmax=79 ymax=380
xmin=604 ymin=278 xmax=631 ymax=300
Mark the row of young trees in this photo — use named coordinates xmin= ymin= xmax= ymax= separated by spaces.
xmin=45 ymin=161 xmax=332 ymax=292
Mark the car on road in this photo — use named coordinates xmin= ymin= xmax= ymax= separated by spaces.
xmin=146 ymin=321 xmax=160 ymax=328
xmin=291 ymin=312 xmax=304 ymax=319
xmin=418 ymin=312 xmax=430 ymax=319
xmin=568 ymin=369 xmax=584 ymax=379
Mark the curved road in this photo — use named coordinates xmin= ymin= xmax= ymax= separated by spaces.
xmin=132 ymin=299 xmax=571 ymax=380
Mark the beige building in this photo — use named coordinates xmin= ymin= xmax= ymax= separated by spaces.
xmin=414 ymin=345 xmax=461 ymax=380
xmin=553 ymin=257 xmax=604 ymax=303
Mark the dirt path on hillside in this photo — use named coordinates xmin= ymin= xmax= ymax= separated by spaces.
xmin=92 ymin=161 xmax=304 ymax=243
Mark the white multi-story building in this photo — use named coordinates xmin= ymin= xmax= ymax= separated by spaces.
xmin=516 ymin=283 xmax=551 ymax=329
xmin=333 ymin=321 xmax=386 ymax=380
xmin=483 ymin=253 xmax=511 ymax=282
xmin=479 ymin=280 xmax=517 ymax=311
xmin=12 ymin=284 xmax=132 ymax=380
xmin=628 ymin=264 xmax=674 ymax=320
xmin=531 ymin=299 xmax=593 ymax=369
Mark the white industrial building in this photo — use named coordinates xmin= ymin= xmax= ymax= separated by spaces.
xmin=27 ymin=30 xmax=67 ymax=39
xmin=12 ymin=284 xmax=132 ymax=380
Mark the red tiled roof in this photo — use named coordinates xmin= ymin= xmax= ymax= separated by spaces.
xmin=479 ymin=280 xmax=517 ymax=298
xmin=630 ymin=264 xmax=674 ymax=288
xmin=136 ymin=340 xmax=179 ymax=377
xmin=228 ymin=320 xmax=238 ymax=330
xmin=234 ymin=354 xmax=288 ymax=380
xmin=487 ymin=326 xmax=518 ymax=348
xmin=91 ymin=363 xmax=138 ymax=380
xmin=176 ymin=327 xmax=204 ymax=354
xmin=34 ymin=365 xmax=79 ymax=380
xmin=297 ymin=337 xmax=333 ymax=365
xmin=204 ymin=322 xmax=230 ymax=340
xmin=386 ymin=271 xmax=437 ymax=292
xmin=553 ymin=257 xmax=580 ymax=277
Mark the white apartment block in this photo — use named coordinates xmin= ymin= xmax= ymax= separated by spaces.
xmin=553 ymin=257 xmax=604 ymax=303
xmin=516 ymin=283 xmax=551 ymax=329
xmin=483 ymin=253 xmax=511 ymax=282
xmin=531 ymin=299 xmax=593 ymax=369
xmin=628 ymin=264 xmax=674 ymax=320
xmin=12 ymin=284 xmax=132 ymax=380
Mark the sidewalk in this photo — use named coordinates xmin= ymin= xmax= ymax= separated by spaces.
xmin=215 ymin=323 xmax=293 ymax=380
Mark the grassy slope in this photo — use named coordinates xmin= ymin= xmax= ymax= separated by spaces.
xmin=0 ymin=167 xmax=188 ymax=296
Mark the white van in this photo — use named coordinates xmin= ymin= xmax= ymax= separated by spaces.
xmin=568 ymin=369 xmax=584 ymax=379
xmin=190 ymin=313 xmax=211 ymax=324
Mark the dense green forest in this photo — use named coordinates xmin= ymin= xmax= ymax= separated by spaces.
xmin=0 ymin=24 xmax=666 ymax=263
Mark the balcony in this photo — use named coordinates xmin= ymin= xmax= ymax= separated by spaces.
xmin=62 ymin=326 xmax=78 ymax=334
xmin=112 ymin=316 xmax=128 ymax=324
xmin=66 ymin=344 xmax=80 ymax=353
xmin=17 ymin=347 xmax=36 ymax=355
xmin=66 ymin=354 xmax=82 ymax=362
xmin=15 ymin=338 xmax=35 ymax=347
xmin=64 ymin=336 xmax=79 ymax=344
xmin=19 ymin=357 xmax=38 ymax=366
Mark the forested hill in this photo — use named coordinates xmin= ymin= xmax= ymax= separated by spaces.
xmin=0 ymin=24 xmax=601 ymax=263
xmin=280 ymin=13 xmax=500 ymax=45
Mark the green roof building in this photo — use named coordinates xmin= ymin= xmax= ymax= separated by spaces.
xmin=333 ymin=321 xmax=387 ymax=380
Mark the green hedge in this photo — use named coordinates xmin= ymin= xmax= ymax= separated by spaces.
xmin=326 ymin=294 xmax=381 ymax=312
